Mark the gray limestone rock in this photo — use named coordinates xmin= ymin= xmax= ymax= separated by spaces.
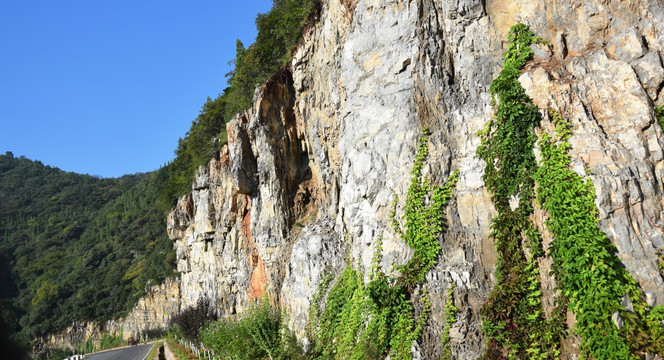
xmin=632 ymin=50 xmax=664 ymax=101
xmin=606 ymin=27 xmax=648 ymax=63
xmin=227 ymin=114 xmax=257 ymax=195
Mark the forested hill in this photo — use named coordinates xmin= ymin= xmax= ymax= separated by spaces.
xmin=0 ymin=152 xmax=175 ymax=345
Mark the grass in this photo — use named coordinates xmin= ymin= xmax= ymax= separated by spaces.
xmin=145 ymin=340 xmax=163 ymax=360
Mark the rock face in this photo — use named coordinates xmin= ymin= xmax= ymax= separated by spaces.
xmin=47 ymin=0 xmax=664 ymax=358
xmin=122 ymin=278 xmax=180 ymax=340
xmin=166 ymin=0 xmax=664 ymax=358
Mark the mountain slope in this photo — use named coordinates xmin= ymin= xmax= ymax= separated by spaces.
xmin=0 ymin=153 xmax=175 ymax=346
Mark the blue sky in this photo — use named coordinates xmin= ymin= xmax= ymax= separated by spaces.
xmin=1 ymin=0 xmax=273 ymax=177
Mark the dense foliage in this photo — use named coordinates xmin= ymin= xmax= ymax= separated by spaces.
xmin=0 ymin=153 xmax=175 ymax=348
xmin=535 ymin=110 xmax=664 ymax=358
xmin=159 ymin=0 xmax=320 ymax=208
xmin=200 ymin=300 xmax=306 ymax=360
xmin=170 ymin=298 xmax=218 ymax=343
xmin=477 ymin=24 xmax=565 ymax=359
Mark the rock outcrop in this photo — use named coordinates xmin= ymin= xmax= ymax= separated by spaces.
xmin=167 ymin=0 xmax=664 ymax=358
xmin=47 ymin=0 xmax=664 ymax=358
xmin=122 ymin=278 xmax=180 ymax=340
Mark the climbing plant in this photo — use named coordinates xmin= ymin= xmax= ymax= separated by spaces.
xmin=535 ymin=109 xmax=664 ymax=358
xmin=477 ymin=23 xmax=564 ymax=359
xmin=477 ymin=22 xmax=664 ymax=360
xmin=396 ymin=131 xmax=459 ymax=284
xmin=477 ymin=23 xmax=541 ymax=211
xmin=309 ymin=132 xmax=458 ymax=359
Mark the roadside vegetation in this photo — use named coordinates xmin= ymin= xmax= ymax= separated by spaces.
xmin=145 ymin=340 xmax=164 ymax=360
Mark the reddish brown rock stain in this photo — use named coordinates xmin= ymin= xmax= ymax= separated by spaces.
xmin=242 ymin=209 xmax=267 ymax=300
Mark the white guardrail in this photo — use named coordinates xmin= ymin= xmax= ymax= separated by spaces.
xmin=178 ymin=338 xmax=216 ymax=360
xmin=63 ymin=355 xmax=85 ymax=360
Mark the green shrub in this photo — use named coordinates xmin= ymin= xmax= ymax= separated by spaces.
xmin=99 ymin=330 xmax=124 ymax=351
xmin=201 ymin=300 xmax=304 ymax=360
xmin=44 ymin=348 xmax=72 ymax=360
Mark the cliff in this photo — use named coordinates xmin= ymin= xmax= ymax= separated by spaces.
xmin=166 ymin=0 xmax=664 ymax=358
xmin=47 ymin=0 xmax=664 ymax=358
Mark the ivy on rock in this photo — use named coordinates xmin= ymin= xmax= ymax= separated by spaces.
xmin=477 ymin=23 xmax=564 ymax=359
xmin=309 ymin=133 xmax=458 ymax=359
xmin=478 ymin=22 xmax=664 ymax=360
xmin=535 ymin=110 xmax=664 ymax=358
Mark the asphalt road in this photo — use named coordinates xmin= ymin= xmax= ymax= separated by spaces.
xmin=85 ymin=343 xmax=154 ymax=360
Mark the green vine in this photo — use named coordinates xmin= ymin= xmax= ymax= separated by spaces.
xmin=371 ymin=236 xmax=384 ymax=280
xmin=535 ymin=109 xmax=664 ymax=358
xmin=477 ymin=23 xmax=541 ymax=211
xmin=477 ymin=23 xmax=563 ymax=359
xmin=398 ymin=131 xmax=459 ymax=285
xmin=310 ymin=133 xmax=458 ymax=359
xmin=441 ymin=284 xmax=458 ymax=360
xmin=390 ymin=195 xmax=403 ymax=235
xmin=478 ymin=22 xmax=664 ymax=360
xmin=313 ymin=266 xmax=365 ymax=359
xmin=307 ymin=266 xmax=333 ymax=339
xmin=655 ymin=105 xmax=664 ymax=131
